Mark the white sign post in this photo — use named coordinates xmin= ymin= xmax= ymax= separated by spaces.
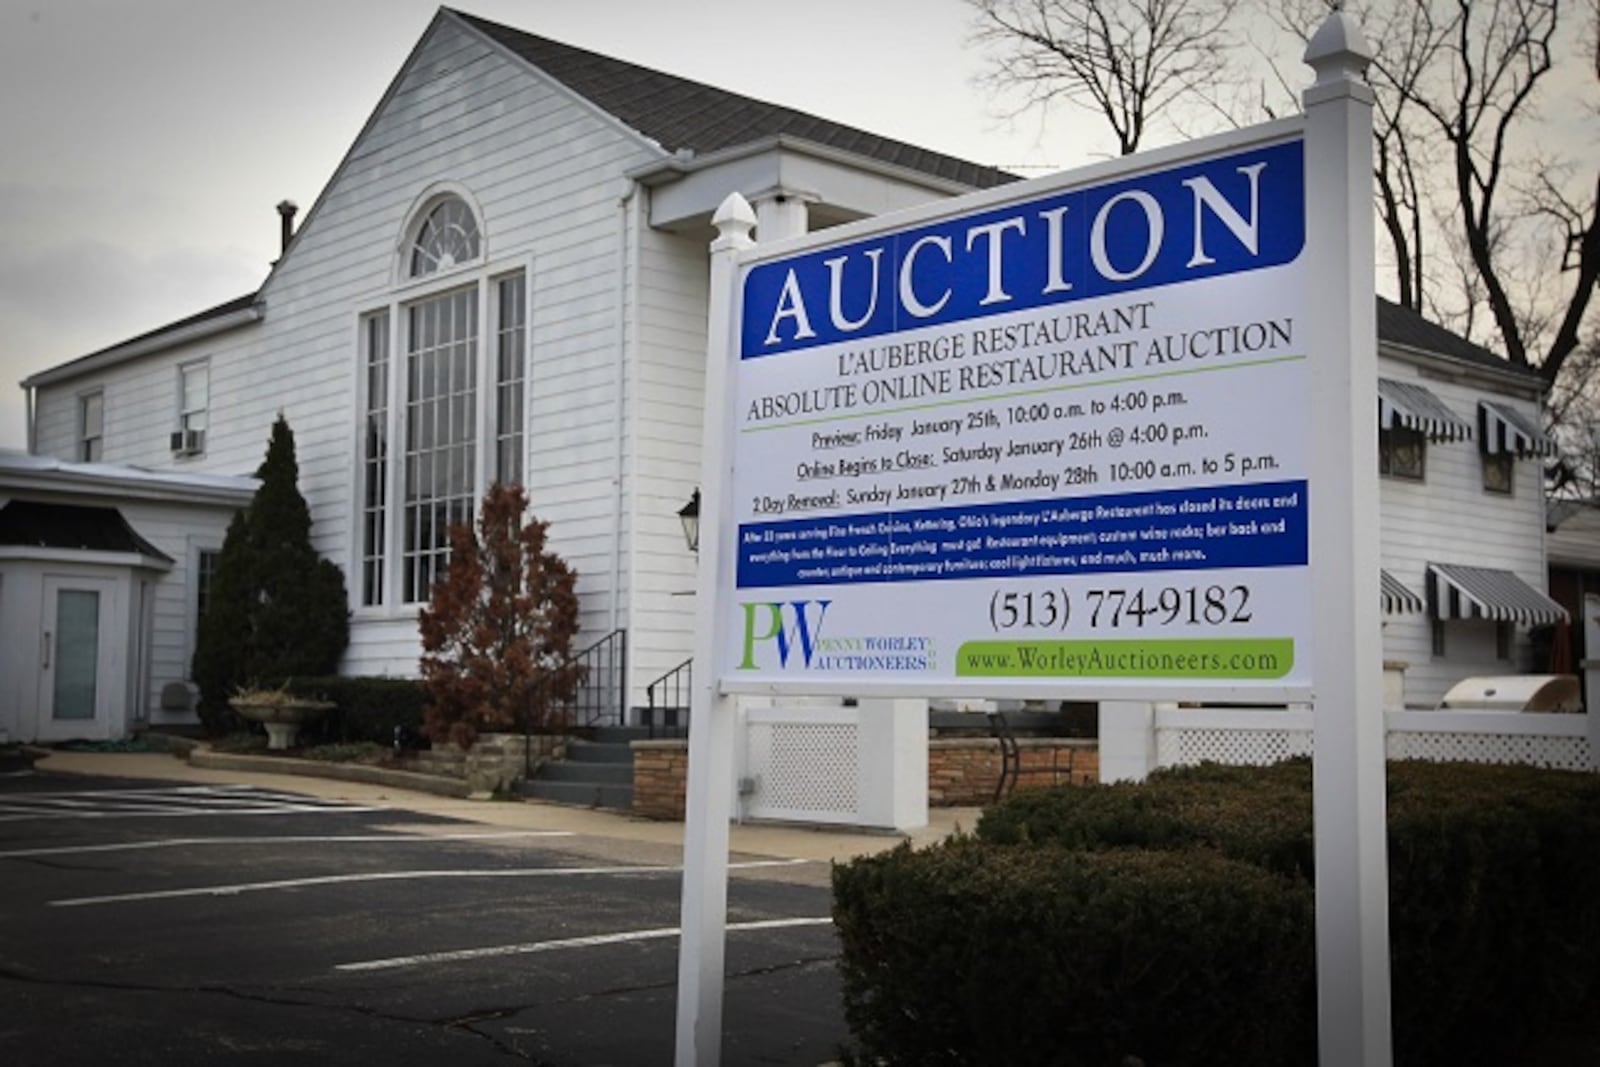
xmin=676 ymin=12 xmax=1390 ymax=1064
xmin=674 ymin=194 xmax=754 ymax=1067
xmin=1303 ymin=14 xmax=1393 ymax=1066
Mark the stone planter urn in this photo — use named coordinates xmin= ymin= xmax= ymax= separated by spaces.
xmin=229 ymin=693 xmax=334 ymax=750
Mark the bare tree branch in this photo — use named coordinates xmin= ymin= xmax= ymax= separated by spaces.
xmin=966 ymin=0 xmax=1244 ymax=155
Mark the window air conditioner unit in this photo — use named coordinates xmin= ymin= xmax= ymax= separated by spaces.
xmin=170 ymin=429 xmax=205 ymax=455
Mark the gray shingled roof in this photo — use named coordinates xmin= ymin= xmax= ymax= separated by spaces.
xmin=452 ymin=10 xmax=1017 ymax=191
xmin=1376 ymin=296 xmax=1537 ymax=380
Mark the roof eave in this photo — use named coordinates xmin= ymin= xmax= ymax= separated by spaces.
xmin=626 ymin=134 xmax=981 ymax=198
xmin=0 ymin=456 xmax=259 ymax=508
xmin=1378 ymin=337 xmax=1545 ymax=398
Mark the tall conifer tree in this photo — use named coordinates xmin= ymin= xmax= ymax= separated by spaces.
xmin=192 ymin=416 xmax=349 ymax=727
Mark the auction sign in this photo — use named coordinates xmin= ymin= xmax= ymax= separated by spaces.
xmin=720 ymin=133 xmax=1310 ymax=698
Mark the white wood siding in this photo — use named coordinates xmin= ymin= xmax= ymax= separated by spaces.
xmin=32 ymin=18 xmax=666 ymax=681
xmin=1377 ymin=354 xmax=1550 ymax=706
xmin=1548 ymin=506 xmax=1600 ymax=569
xmin=0 ymin=490 xmax=239 ymax=729
xmin=628 ymin=224 xmax=710 ymax=702
xmin=116 ymin=501 xmax=237 ymax=720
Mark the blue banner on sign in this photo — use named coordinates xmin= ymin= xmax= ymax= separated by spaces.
xmin=740 ymin=140 xmax=1304 ymax=360
xmin=735 ymin=480 xmax=1308 ymax=589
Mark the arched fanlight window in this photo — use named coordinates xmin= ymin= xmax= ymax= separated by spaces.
xmin=408 ymin=196 xmax=481 ymax=278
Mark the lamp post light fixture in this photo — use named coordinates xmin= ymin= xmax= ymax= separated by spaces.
xmin=678 ymin=488 xmax=701 ymax=553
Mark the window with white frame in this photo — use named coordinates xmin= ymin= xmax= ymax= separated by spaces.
xmin=79 ymin=391 xmax=104 ymax=461
xmin=494 ymin=274 xmax=526 ymax=486
xmin=1481 ymin=451 xmax=1514 ymax=494
xmin=357 ymin=191 xmax=527 ymax=608
xmin=1378 ymin=426 xmax=1425 ymax=480
xmin=359 ymin=312 xmax=389 ymax=606
xmin=410 ymin=197 xmax=481 ymax=278
xmin=403 ymin=285 xmax=479 ymax=603
xmin=178 ymin=361 xmax=208 ymax=454
xmin=195 ymin=548 xmax=221 ymax=626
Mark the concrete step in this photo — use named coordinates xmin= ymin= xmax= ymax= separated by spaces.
xmin=517 ymin=778 xmax=633 ymax=811
xmin=536 ymin=760 xmax=632 ymax=785
xmin=565 ymin=739 xmax=634 ymax=764
xmin=588 ymin=725 xmax=653 ymax=745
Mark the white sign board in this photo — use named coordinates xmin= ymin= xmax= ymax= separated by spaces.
xmin=720 ymin=138 xmax=1311 ymax=697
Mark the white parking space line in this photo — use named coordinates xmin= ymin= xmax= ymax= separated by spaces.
xmin=336 ymin=917 xmax=836 ymax=973
xmin=0 ymin=785 xmax=387 ymax=822
xmin=49 ymin=858 xmax=811 ymax=908
xmin=0 ymin=830 xmax=575 ymax=860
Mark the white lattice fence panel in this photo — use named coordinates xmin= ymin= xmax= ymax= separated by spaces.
xmin=1387 ymin=731 xmax=1590 ymax=771
xmin=1153 ymin=707 xmax=1315 ymax=769
xmin=1158 ymin=728 xmax=1315 ymax=768
xmin=745 ymin=718 xmax=860 ymax=822
xmin=1150 ymin=708 xmax=1593 ymax=773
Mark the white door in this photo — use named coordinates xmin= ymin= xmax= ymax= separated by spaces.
xmin=38 ymin=576 xmax=120 ymax=742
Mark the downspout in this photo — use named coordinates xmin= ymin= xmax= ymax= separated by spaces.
xmin=24 ymin=384 xmax=35 ymax=453
xmin=610 ymin=181 xmax=638 ymax=638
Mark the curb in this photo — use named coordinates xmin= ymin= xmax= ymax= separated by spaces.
xmin=187 ymin=747 xmax=473 ymax=798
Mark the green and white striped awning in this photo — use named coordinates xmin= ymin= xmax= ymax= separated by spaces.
xmin=1377 ymin=378 xmax=1473 ymax=442
xmin=1426 ymin=562 xmax=1568 ymax=625
xmin=1381 ymin=570 xmax=1424 ymax=614
xmin=1478 ymin=400 xmax=1556 ymax=457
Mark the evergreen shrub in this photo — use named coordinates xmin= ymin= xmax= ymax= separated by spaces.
xmin=282 ymin=676 xmax=427 ymax=746
xmin=832 ymin=840 xmax=1315 ymax=1066
xmin=832 ymin=759 xmax=1600 ymax=1066
xmin=191 ymin=416 xmax=349 ymax=732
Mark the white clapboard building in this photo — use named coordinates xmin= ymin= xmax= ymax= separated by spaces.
xmin=2 ymin=7 xmax=1563 ymax=744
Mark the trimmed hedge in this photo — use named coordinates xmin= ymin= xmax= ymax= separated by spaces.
xmin=833 ymin=842 xmax=1315 ymax=1066
xmin=973 ymin=759 xmax=1600 ymax=1063
xmin=280 ymin=676 xmax=428 ymax=747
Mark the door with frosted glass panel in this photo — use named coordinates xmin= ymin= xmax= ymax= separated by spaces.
xmin=38 ymin=576 xmax=117 ymax=741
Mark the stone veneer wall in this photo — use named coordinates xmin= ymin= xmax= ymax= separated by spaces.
xmin=927 ymin=738 xmax=1099 ymax=806
xmin=633 ymin=740 xmax=690 ymax=820
xmin=401 ymin=732 xmax=563 ymax=794
xmin=629 ymin=737 xmax=1099 ymax=820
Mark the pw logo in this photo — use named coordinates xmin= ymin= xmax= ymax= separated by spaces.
xmin=738 ymin=600 xmax=831 ymax=670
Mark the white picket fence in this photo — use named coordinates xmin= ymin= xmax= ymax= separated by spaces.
xmin=1101 ymin=701 xmax=1597 ymax=782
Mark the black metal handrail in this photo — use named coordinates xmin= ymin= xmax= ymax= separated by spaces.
xmin=988 ymin=711 xmax=1020 ymax=802
xmin=643 ymin=657 xmax=693 ymax=739
xmin=522 ymin=628 xmax=627 ymax=777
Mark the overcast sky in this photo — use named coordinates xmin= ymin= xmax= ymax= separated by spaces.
xmin=0 ymin=0 xmax=1137 ymax=451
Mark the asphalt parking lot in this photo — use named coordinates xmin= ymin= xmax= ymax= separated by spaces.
xmin=0 ymin=768 xmax=856 ymax=1066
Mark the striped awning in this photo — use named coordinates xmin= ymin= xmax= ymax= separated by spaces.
xmin=1377 ymin=378 xmax=1473 ymax=442
xmin=1381 ymin=570 xmax=1424 ymax=614
xmin=1426 ymin=562 xmax=1568 ymax=625
xmin=1478 ymin=400 xmax=1556 ymax=457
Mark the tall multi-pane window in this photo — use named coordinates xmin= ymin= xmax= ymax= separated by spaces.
xmin=79 ymin=391 xmax=104 ymax=461
xmin=402 ymin=286 xmax=478 ymax=603
xmin=195 ymin=549 xmax=220 ymax=623
xmin=495 ymin=272 xmax=526 ymax=485
xmin=360 ymin=312 xmax=390 ymax=606
xmin=179 ymin=361 xmax=208 ymax=452
xmin=359 ymin=191 xmax=529 ymax=609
